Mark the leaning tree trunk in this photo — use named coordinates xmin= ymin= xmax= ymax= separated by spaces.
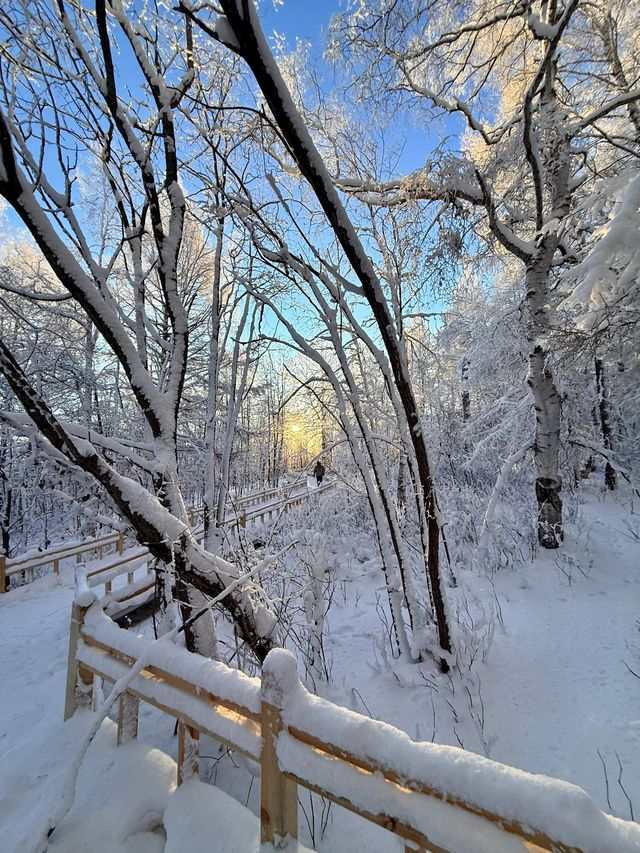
xmin=210 ymin=0 xmax=452 ymax=669
xmin=0 ymin=338 xmax=274 ymax=664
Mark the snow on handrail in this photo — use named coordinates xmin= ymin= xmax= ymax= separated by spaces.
xmin=267 ymin=650 xmax=639 ymax=853
xmin=5 ymin=532 xmax=120 ymax=573
xmin=1 ymin=484 xmax=280 ymax=575
xmin=0 ymin=480 xmax=332 ymax=594
xmin=63 ymin=607 xmax=640 ymax=853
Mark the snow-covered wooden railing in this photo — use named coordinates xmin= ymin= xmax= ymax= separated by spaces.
xmin=0 ymin=513 xmax=204 ymax=593
xmin=232 ymin=480 xmax=334 ymax=532
xmin=75 ymin=486 xmax=333 ymax=621
xmin=233 ymin=484 xmax=282 ymax=511
xmin=1 ymin=531 xmax=125 ymax=592
xmin=0 ymin=480 xmax=324 ymax=594
xmin=64 ymin=600 xmax=640 ymax=853
xmin=73 ymin=482 xmax=335 ymax=620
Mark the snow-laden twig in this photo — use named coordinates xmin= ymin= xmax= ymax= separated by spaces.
xmin=476 ymin=444 xmax=533 ymax=564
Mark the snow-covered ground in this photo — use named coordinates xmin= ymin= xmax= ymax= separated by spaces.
xmin=0 ymin=487 xmax=638 ymax=851
xmin=321 ymin=488 xmax=640 ymax=823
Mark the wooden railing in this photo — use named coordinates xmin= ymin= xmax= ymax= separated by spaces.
xmin=65 ymin=597 xmax=639 ymax=853
xmin=232 ymin=480 xmax=333 ymax=531
xmin=94 ymin=483 xmax=334 ymax=617
xmin=1 ymin=532 xmax=123 ymax=589
xmin=0 ymin=480 xmax=330 ymax=594
xmin=0 ymin=482 xmax=334 ymax=622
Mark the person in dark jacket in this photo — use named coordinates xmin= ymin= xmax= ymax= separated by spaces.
xmin=313 ymin=460 xmax=325 ymax=486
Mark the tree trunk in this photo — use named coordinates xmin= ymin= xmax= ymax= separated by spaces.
xmin=528 ymin=341 xmax=563 ymax=548
xmin=396 ymin=455 xmax=406 ymax=512
xmin=214 ymin=0 xmax=452 ymax=667
xmin=461 ymin=357 xmax=470 ymax=422
xmin=526 ymin=270 xmax=563 ymax=549
xmin=595 ymin=357 xmax=616 ymax=490
xmin=204 ymin=216 xmax=225 ymax=550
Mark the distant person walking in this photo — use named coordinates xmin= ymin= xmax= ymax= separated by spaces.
xmin=313 ymin=460 xmax=325 ymax=486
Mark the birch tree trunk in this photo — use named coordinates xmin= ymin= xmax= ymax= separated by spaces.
xmin=215 ymin=297 xmax=256 ymax=527
xmin=595 ymin=357 xmax=617 ymax=490
xmin=524 ymin=2 xmax=571 ymax=550
xmin=461 ymin=358 xmax=471 ymax=423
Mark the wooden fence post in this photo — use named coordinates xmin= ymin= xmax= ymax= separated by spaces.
xmin=116 ymin=532 xmax=125 ymax=554
xmin=0 ymin=554 xmax=6 ymax=594
xmin=177 ymin=721 xmax=200 ymax=785
xmin=239 ymin=512 xmax=247 ymax=529
xmin=117 ymin=693 xmax=140 ymax=745
xmin=64 ymin=600 xmax=94 ymax=720
xmin=260 ymin=650 xmax=298 ymax=847
xmin=53 ymin=558 xmax=59 ymax=576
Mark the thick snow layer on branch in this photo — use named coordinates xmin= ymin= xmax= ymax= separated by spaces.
xmin=527 ymin=12 xmax=560 ymax=40
xmin=108 ymin=473 xmax=188 ymax=543
xmin=184 ymin=543 xmax=279 ymax=640
xmin=212 ymin=15 xmax=240 ymax=51
xmin=562 ymin=172 xmax=640 ymax=330
xmin=271 ymin=651 xmax=640 ymax=853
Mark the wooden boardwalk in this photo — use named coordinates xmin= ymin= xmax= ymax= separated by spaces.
xmin=1 ymin=480 xmax=333 ymax=622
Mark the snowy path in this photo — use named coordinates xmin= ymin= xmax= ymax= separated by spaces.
xmin=1 ymin=489 xmax=638 ymax=851
xmin=480 ymin=496 xmax=640 ymax=816
xmin=320 ymin=490 xmax=640 ymax=821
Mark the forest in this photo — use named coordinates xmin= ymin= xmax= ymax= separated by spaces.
xmin=0 ymin=0 xmax=639 ymax=851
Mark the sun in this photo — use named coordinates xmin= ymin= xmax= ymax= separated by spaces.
xmin=291 ymin=424 xmax=301 ymax=432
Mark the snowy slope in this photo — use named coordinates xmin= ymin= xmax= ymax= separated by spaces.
xmin=0 ymin=489 xmax=638 ymax=851
xmin=319 ymin=488 xmax=640 ymax=823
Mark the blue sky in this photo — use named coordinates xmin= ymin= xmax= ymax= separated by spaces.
xmin=259 ymin=0 xmax=341 ymax=45
xmin=259 ymin=0 xmax=443 ymax=176
xmin=2 ymin=0 xmax=444 ymax=236
xmin=2 ymin=0 xmax=450 ymax=288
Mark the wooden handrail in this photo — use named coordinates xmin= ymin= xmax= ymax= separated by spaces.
xmin=283 ymin=726 xmax=576 ymax=853
xmin=2 ymin=481 xmax=334 ymax=594
xmin=3 ymin=481 xmax=291 ymax=573
xmin=86 ymin=548 xmax=150 ymax=580
xmin=82 ymin=633 xmax=260 ymax=723
xmin=6 ymin=533 xmax=119 ymax=573
xmin=62 ymin=605 xmax=638 ymax=853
